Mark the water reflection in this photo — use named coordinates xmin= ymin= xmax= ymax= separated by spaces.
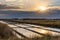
xmin=38 ymin=30 xmax=48 ymax=34
xmin=13 ymin=28 xmax=42 ymax=37
xmin=14 ymin=24 xmax=60 ymax=37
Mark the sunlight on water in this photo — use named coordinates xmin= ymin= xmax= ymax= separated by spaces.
xmin=13 ymin=28 xmax=42 ymax=37
xmin=39 ymin=30 xmax=48 ymax=34
xmin=15 ymin=24 xmax=60 ymax=36
xmin=0 ymin=21 xmax=60 ymax=38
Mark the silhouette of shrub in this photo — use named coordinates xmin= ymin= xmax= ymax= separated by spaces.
xmin=0 ymin=23 xmax=14 ymax=39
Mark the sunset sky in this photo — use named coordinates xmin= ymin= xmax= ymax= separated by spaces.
xmin=0 ymin=0 xmax=60 ymax=19
xmin=0 ymin=0 xmax=60 ymax=11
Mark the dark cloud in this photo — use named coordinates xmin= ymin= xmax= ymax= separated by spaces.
xmin=0 ymin=4 xmax=20 ymax=9
xmin=0 ymin=14 xmax=8 ymax=16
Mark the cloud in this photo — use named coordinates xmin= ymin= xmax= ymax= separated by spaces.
xmin=0 ymin=0 xmax=59 ymax=11
xmin=5 ymin=0 xmax=16 ymax=2
xmin=20 ymin=0 xmax=53 ymax=10
xmin=0 ymin=14 xmax=8 ymax=16
xmin=0 ymin=4 xmax=20 ymax=9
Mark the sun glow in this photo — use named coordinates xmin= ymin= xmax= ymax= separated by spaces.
xmin=39 ymin=6 xmax=48 ymax=11
xmin=5 ymin=0 xmax=16 ymax=2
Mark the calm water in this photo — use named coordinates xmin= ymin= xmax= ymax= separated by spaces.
xmin=0 ymin=21 xmax=60 ymax=38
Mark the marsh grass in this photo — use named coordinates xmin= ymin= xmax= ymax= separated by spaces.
xmin=17 ymin=35 xmax=60 ymax=40
xmin=0 ymin=35 xmax=60 ymax=40
xmin=0 ymin=23 xmax=60 ymax=40
xmin=12 ymin=19 xmax=60 ymax=28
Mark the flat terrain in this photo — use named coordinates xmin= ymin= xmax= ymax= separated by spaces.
xmin=0 ymin=19 xmax=60 ymax=40
xmin=11 ymin=19 xmax=60 ymax=28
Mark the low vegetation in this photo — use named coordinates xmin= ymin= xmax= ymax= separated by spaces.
xmin=0 ymin=23 xmax=20 ymax=40
xmin=0 ymin=22 xmax=60 ymax=40
xmin=12 ymin=19 xmax=60 ymax=28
